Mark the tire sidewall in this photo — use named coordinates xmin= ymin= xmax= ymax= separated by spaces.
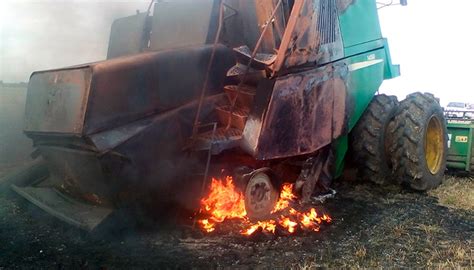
xmin=413 ymin=105 xmax=447 ymax=190
xmin=380 ymin=107 xmax=398 ymax=175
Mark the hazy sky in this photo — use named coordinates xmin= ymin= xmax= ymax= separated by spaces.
xmin=1 ymin=0 xmax=473 ymax=106
xmin=377 ymin=1 xmax=474 ymax=105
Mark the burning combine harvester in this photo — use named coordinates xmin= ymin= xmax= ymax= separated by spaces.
xmin=11 ymin=0 xmax=448 ymax=233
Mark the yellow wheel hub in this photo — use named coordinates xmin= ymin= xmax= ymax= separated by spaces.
xmin=424 ymin=116 xmax=444 ymax=174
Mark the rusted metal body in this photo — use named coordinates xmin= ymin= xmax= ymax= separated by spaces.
xmin=242 ymin=62 xmax=350 ymax=160
xmin=221 ymin=0 xmax=285 ymax=54
xmin=272 ymin=0 xmax=343 ymax=73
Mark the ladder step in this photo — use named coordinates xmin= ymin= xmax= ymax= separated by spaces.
xmin=216 ymin=106 xmax=249 ymax=130
xmin=223 ymin=85 xmax=256 ymax=108
xmin=233 ymin=45 xmax=277 ymax=69
xmin=191 ymin=127 xmax=242 ymax=154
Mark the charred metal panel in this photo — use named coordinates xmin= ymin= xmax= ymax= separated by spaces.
xmin=38 ymin=146 xmax=111 ymax=206
xmin=273 ymin=0 xmax=343 ymax=72
xmin=25 ymin=45 xmax=234 ymax=137
xmin=150 ymin=0 xmax=219 ymax=51
xmin=241 ymin=79 xmax=276 ymax=156
xmin=220 ymin=1 xmax=244 ymax=48
xmin=318 ymin=0 xmax=344 ymax=64
xmin=99 ymin=96 xmax=224 ymax=208
xmin=25 ymin=67 xmax=92 ymax=134
xmin=26 ymin=94 xmax=224 ymax=210
xmin=11 ymin=184 xmax=113 ymax=231
xmin=85 ymin=44 xmax=234 ymax=134
xmin=252 ymin=0 xmax=286 ymax=52
xmin=318 ymin=0 xmax=338 ymax=44
xmin=251 ymin=60 xmax=351 ymax=160
xmin=88 ymin=94 xmax=225 ymax=152
xmin=222 ymin=0 xmax=286 ymax=54
xmin=245 ymin=0 xmax=285 ymax=53
xmin=107 ymin=12 xmax=149 ymax=59
xmin=282 ymin=0 xmax=321 ymax=68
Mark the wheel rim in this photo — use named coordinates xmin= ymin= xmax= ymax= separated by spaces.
xmin=424 ymin=115 xmax=444 ymax=174
xmin=244 ymin=172 xmax=278 ymax=220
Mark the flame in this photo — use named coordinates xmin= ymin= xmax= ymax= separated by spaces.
xmin=198 ymin=176 xmax=331 ymax=235
xmin=199 ymin=219 xmax=215 ymax=233
xmin=272 ymin=183 xmax=297 ymax=212
xmin=241 ymin=220 xmax=276 ymax=235
xmin=199 ymin=177 xmax=247 ymax=232
xmin=279 ymin=217 xmax=298 ymax=233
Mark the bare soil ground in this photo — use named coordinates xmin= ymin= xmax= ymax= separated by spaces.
xmin=0 ymin=170 xmax=472 ymax=269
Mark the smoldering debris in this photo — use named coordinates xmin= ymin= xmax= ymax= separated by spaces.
xmin=0 ymin=177 xmax=472 ymax=269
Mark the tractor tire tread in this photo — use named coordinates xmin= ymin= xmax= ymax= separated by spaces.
xmin=351 ymin=94 xmax=399 ymax=185
xmin=388 ymin=92 xmax=447 ymax=191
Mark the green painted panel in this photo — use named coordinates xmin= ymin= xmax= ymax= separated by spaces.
xmin=334 ymin=136 xmax=348 ymax=178
xmin=344 ymin=39 xmax=384 ymax=57
xmin=446 ymin=121 xmax=474 ymax=171
xmin=332 ymin=0 xmax=401 ymax=176
xmin=339 ymin=0 xmax=382 ymax=48
xmin=448 ymin=127 xmax=470 ymax=156
xmin=334 ymin=49 xmax=386 ymax=176
xmin=346 ymin=49 xmax=386 ymax=130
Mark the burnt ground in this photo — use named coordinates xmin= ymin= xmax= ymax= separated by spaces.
xmin=0 ymin=171 xmax=472 ymax=269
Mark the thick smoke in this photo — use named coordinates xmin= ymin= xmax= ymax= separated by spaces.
xmin=0 ymin=0 xmax=150 ymax=82
xmin=0 ymin=0 xmax=150 ymax=169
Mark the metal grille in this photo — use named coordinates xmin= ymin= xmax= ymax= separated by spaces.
xmin=318 ymin=0 xmax=338 ymax=44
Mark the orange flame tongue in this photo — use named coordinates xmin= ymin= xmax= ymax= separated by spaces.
xmin=199 ymin=219 xmax=215 ymax=233
xmin=199 ymin=176 xmax=247 ymax=232
xmin=241 ymin=220 xmax=276 ymax=235
xmin=198 ymin=176 xmax=331 ymax=235
xmin=279 ymin=217 xmax=298 ymax=233
xmin=272 ymin=183 xmax=297 ymax=212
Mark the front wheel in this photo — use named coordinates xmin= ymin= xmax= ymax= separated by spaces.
xmin=244 ymin=169 xmax=279 ymax=221
xmin=388 ymin=92 xmax=447 ymax=191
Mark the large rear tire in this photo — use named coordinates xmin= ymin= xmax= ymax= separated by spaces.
xmin=388 ymin=92 xmax=447 ymax=191
xmin=351 ymin=94 xmax=399 ymax=185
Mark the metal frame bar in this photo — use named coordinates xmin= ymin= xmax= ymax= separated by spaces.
xmin=192 ymin=1 xmax=225 ymax=137
xmin=192 ymin=122 xmax=218 ymax=228
xmin=272 ymin=0 xmax=305 ymax=74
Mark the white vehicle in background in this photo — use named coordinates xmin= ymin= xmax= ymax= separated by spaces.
xmin=445 ymin=102 xmax=474 ymax=119
xmin=467 ymin=104 xmax=474 ymax=119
